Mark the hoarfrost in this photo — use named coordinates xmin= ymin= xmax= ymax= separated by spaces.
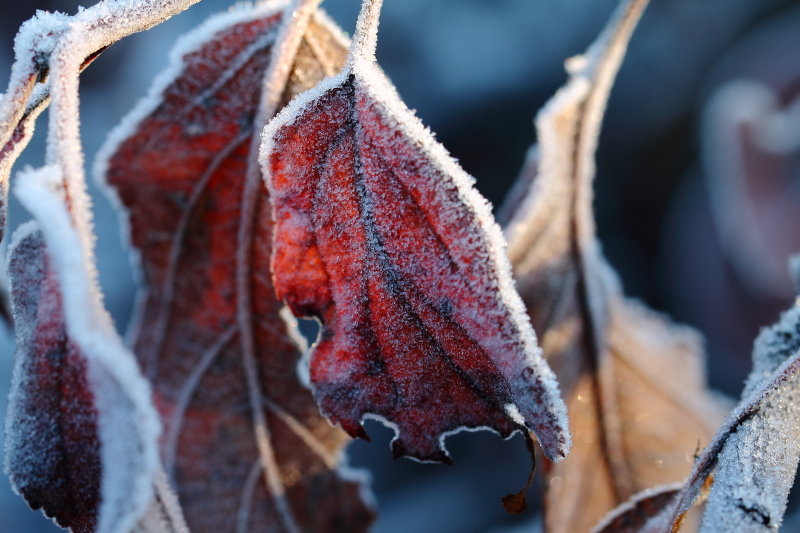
xmin=0 ymin=0 xmax=201 ymax=243
xmin=700 ymin=304 xmax=800 ymax=532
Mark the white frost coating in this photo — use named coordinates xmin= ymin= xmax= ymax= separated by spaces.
xmin=258 ymin=0 xmax=322 ymax=119
xmin=3 ymin=220 xmax=42 ymax=485
xmin=700 ymin=305 xmax=800 ymax=532
xmin=503 ymin=77 xmax=590 ymax=264
xmin=347 ymin=0 xmax=383 ymax=66
xmin=0 ymin=11 xmax=69 ymax=147
xmin=5 ymin=219 xmax=40 ymax=270
xmin=663 ymin=337 xmax=800 ymax=529
xmin=15 ymin=166 xmax=162 ymax=533
xmin=361 ymin=410 xmax=530 ymax=466
xmin=259 ymin=2 xmax=571 ymax=460
xmin=0 ymin=83 xmax=49 ymax=195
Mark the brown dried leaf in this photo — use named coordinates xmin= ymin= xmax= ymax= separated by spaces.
xmin=592 ymin=483 xmax=682 ymax=533
xmin=502 ymin=0 xmax=727 ymax=530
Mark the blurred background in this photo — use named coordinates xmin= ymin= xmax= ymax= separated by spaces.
xmin=2 ymin=0 xmax=800 ymax=531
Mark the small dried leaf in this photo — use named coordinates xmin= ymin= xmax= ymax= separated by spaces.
xmin=261 ymin=0 xmax=570 ymax=465
xmin=8 ymin=166 xmax=163 ymax=533
xmin=502 ymin=0 xmax=726 ymax=530
xmin=99 ymin=3 xmax=373 ymax=532
xmin=5 ymin=222 xmax=101 ymax=532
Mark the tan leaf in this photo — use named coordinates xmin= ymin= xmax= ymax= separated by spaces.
xmin=501 ymin=0 xmax=727 ymax=530
xmin=592 ymin=483 xmax=682 ymax=533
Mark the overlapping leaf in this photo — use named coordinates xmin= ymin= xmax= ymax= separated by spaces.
xmin=261 ymin=0 xmax=570 ymax=465
xmin=5 ymin=223 xmax=101 ymax=532
xmin=6 ymin=167 xmax=164 ymax=533
xmin=600 ymin=296 xmax=800 ymax=532
xmin=3 ymin=2 xmax=212 ymax=532
xmin=698 ymin=303 xmax=800 ymax=532
xmin=501 ymin=0 xmax=727 ymax=530
xmin=99 ymin=3 xmax=373 ymax=532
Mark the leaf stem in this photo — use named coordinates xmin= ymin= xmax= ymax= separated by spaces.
xmin=348 ymin=0 xmax=384 ymax=66
xmin=235 ymin=2 xmax=327 ymax=532
xmin=259 ymin=0 xmax=323 ymax=119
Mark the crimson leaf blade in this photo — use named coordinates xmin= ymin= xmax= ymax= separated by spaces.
xmin=261 ymin=0 xmax=569 ymax=464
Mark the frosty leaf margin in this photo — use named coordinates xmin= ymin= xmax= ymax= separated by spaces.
xmin=259 ymin=0 xmax=571 ymax=463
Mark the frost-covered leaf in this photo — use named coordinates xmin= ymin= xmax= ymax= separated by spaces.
xmin=5 ymin=222 xmax=101 ymax=532
xmin=98 ymin=2 xmax=374 ymax=532
xmin=501 ymin=0 xmax=726 ymax=530
xmin=7 ymin=166 xmax=163 ymax=533
xmin=627 ymin=309 xmax=800 ymax=531
xmin=261 ymin=0 xmax=570 ymax=466
xmin=698 ymin=303 xmax=800 ymax=532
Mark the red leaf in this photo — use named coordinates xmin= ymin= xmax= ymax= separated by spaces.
xmin=100 ymin=4 xmax=373 ymax=532
xmin=5 ymin=223 xmax=100 ymax=532
xmin=9 ymin=166 xmax=167 ymax=533
xmin=261 ymin=2 xmax=569 ymax=464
